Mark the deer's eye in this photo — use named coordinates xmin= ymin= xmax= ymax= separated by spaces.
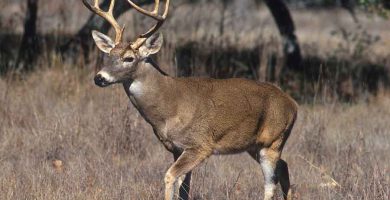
xmin=123 ymin=57 xmax=134 ymax=63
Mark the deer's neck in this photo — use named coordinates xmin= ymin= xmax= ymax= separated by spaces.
xmin=123 ymin=58 xmax=176 ymax=127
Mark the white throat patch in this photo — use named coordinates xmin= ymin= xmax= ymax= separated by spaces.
xmin=129 ymin=80 xmax=143 ymax=97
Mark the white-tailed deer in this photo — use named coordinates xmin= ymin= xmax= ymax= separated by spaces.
xmin=82 ymin=0 xmax=298 ymax=199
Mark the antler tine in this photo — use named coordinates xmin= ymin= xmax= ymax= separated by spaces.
xmin=82 ymin=0 xmax=124 ymax=44
xmin=108 ymin=0 xmax=115 ymax=14
xmin=127 ymin=0 xmax=170 ymax=49
xmin=127 ymin=0 xmax=164 ymax=21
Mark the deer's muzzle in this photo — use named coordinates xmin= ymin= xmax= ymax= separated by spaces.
xmin=94 ymin=74 xmax=110 ymax=87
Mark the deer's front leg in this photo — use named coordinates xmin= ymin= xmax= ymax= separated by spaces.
xmin=165 ymin=149 xmax=210 ymax=200
xmin=173 ymin=152 xmax=192 ymax=200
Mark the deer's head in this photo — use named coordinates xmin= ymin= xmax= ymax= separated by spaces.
xmin=82 ymin=0 xmax=170 ymax=87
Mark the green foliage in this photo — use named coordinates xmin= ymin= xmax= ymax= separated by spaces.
xmin=358 ymin=0 xmax=390 ymax=18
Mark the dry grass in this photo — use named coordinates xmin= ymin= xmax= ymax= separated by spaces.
xmin=0 ymin=64 xmax=389 ymax=200
xmin=0 ymin=1 xmax=390 ymax=199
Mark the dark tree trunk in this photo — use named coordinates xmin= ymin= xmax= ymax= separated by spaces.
xmin=341 ymin=0 xmax=358 ymax=22
xmin=384 ymin=1 xmax=390 ymax=9
xmin=59 ymin=0 xmax=153 ymax=63
xmin=16 ymin=0 xmax=40 ymax=71
xmin=263 ymin=0 xmax=303 ymax=72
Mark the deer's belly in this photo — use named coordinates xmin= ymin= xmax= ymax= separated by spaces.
xmin=213 ymin=133 xmax=258 ymax=154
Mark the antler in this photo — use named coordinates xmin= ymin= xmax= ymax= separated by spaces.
xmin=127 ymin=0 xmax=170 ymax=49
xmin=82 ymin=0 xmax=124 ymax=44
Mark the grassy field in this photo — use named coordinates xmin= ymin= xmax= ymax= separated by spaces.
xmin=1 ymin=1 xmax=390 ymax=199
xmin=0 ymin=65 xmax=389 ymax=200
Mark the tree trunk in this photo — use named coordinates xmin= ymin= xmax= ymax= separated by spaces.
xmin=15 ymin=0 xmax=40 ymax=71
xmin=341 ymin=0 xmax=358 ymax=22
xmin=263 ymin=0 xmax=303 ymax=72
xmin=59 ymin=0 xmax=153 ymax=63
xmin=384 ymin=0 xmax=390 ymax=9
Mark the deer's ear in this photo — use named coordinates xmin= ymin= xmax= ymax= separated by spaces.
xmin=92 ymin=30 xmax=115 ymax=54
xmin=139 ymin=33 xmax=163 ymax=57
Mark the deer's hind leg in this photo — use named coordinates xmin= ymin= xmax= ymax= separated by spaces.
xmin=165 ymin=149 xmax=210 ymax=200
xmin=276 ymin=159 xmax=292 ymax=200
xmin=260 ymin=148 xmax=280 ymax=200
xmin=248 ymin=146 xmax=291 ymax=200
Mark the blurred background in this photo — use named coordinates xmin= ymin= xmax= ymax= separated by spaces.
xmin=0 ymin=0 xmax=389 ymax=199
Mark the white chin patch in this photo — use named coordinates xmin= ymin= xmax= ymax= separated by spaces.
xmin=98 ymin=71 xmax=116 ymax=82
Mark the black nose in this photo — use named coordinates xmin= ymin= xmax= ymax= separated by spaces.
xmin=94 ymin=74 xmax=107 ymax=87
